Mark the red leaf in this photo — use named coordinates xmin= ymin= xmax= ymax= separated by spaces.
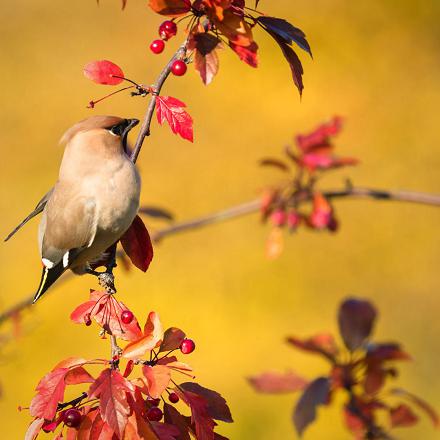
xmin=70 ymin=290 xmax=143 ymax=341
xmin=338 ymin=298 xmax=377 ymax=351
xmin=390 ymin=388 xmax=439 ymax=427
xmin=366 ymin=343 xmax=411 ymax=362
xmin=160 ymin=327 xmax=186 ymax=352
xmin=65 ymin=366 xmax=94 ymax=386
xmin=195 ymin=50 xmax=219 ymax=86
xmin=296 ymin=117 xmax=343 ymax=152
xmin=88 ymin=368 xmax=135 ymax=438
xmin=176 ymin=388 xmax=216 ymax=440
xmin=163 ymin=403 xmax=191 ymax=440
xmin=84 ymin=60 xmax=124 ymax=85
xmin=148 ymin=0 xmax=191 ymax=17
xmin=123 ymin=311 xmax=164 ymax=359
xmin=390 ymin=404 xmax=419 ymax=427
xmin=25 ymin=418 xmax=44 ymax=440
xmin=120 ymin=215 xmax=154 ymax=272
xmin=293 ymin=377 xmax=331 ymax=436
xmin=179 ymin=383 xmax=233 ymax=423
xmin=30 ymin=368 xmax=69 ymax=420
xmin=248 ymin=371 xmax=308 ymax=394
xmin=229 ymin=42 xmax=259 ymax=68
xmin=156 ymin=96 xmax=194 ymax=142
xmin=286 ymin=333 xmax=339 ymax=362
xmin=77 ymin=409 xmax=115 ymax=440
xmin=143 ymin=365 xmax=172 ymax=399
xmin=189 ymin=33 xmax=221 ymax=85
xmin=151 ymin=421 xmax=181 ymax=440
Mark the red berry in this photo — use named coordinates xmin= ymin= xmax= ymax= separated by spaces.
xmin=169 ymin=392 xmax=179 ymax=404
xmin=84 ymin=313 xmax=92 ymax=326
xmin=270 ymin=209 xmax=287 ymax=227
xmin=171 ymin=60 xmax=187 ymax=76
xmin=159 ymin=20 xmax=177 ymax=40
xmin=146 ymin=407 xmax=163 ymax=422
xmin=64 ymin=408 xmax=82 ymax=428
xmin=121 ymin=310 xmax=134 ymax=324
xmin=287 ymin=211 xmax=301 ymax=230
xmin=148 ymin=397 xmax=161 ymax=407
xmin=150 ymin=39 xmax=165 ymax=54
xmin=180 ymin=338 xmax=195 ymax=354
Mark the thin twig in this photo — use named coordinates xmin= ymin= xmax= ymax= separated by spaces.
xmin=130 ymin=43 xmax=187 ymax=164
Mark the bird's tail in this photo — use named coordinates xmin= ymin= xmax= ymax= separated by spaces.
xmin=33 ymin=262 xmax=66 ymax=303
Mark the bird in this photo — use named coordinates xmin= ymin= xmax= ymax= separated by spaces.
xmin=5 ymin=115 xmax=141 ymax=303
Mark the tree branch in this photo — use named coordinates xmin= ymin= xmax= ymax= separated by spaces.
xmin=130 ymin=43 xmax=187 ymax=164
xmin=1 ymin=185 xmax=438 ymax=327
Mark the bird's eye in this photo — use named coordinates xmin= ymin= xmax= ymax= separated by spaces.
xmin=107 ymin=120 xmax=128 ymax=137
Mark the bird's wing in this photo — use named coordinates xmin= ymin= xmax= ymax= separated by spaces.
xmin=4 ymin=188 xmax=54 ymax=242
xmin=41 ymin=183 xmax=98 ymax=267
xmin=34 ymin=186 xmax=98 ymax=303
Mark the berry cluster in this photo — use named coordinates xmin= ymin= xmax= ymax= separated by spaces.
xmin=149 ymin=20 xmax=187 ymax=76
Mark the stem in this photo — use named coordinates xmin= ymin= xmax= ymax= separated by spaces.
xmin=0 ymin=185 xmax=439 ymax=326
xmin=130 ymin=43 xmax=187 ymax=164
xmin=110 ymin=335 xmax=121 ymax=359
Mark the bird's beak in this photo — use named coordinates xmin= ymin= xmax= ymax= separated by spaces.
xmin=122 ymin=118 xmax=139 ymax=151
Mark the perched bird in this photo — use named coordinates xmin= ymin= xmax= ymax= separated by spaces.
xmin=5 ymin=115 xmax=141 ymax=302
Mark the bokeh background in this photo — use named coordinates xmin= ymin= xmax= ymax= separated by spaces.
xmin=1 ymin=0 xmax=439 ymax=438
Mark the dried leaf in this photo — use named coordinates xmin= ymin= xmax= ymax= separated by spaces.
xmin=139 ymin=206 xmax=174 ymax=221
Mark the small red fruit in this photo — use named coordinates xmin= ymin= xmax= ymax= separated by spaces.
xmin=159 ymin=20 xmax=177 ymax=40
xmin=146 ymin=407 xmax=163 ymax=422
xmin=169 ymin=392 xmax=179 ymax=404
xmin=148 ymin=397 xmax=161 ymax=407
xmin=84 ymin=313 xmax=92 ymax=326
xmin=150 ymin=39 xmax=165 ymax=54
xmin=180 ymin=338 xmax=195 ymax=354
xmin=287 ymin=210 xmax=301 ymax=230
xmin=121 ymin=310 xmax=134 ymax=324
xmin=64 ymin=408 xmax=82 ymax=428
xmin=270 ymin=209 xmax=287 ymax=227
xmin=171 ymin=60 xmax=187 ymax=76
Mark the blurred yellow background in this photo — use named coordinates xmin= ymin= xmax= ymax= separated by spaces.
xmin=1 ymin=0 xmax=439 ymax=438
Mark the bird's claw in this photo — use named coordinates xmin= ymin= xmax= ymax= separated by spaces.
xmin=98 ymin=272 xmax=116 ymax=294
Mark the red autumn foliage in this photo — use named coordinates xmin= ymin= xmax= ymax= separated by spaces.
xmin=249 ymin=297 xmax=439 ymax=439
xmin=24 ymin=307 xmax=232 ymax=440
xmin=156 ymin=96 xmax=194 ymax=142
xmin=83 ymin=60 xmax=125 ymax=85
xmin=120 ymin=215 xmax=154 ymax=272
xmin=259 ymin=117 xmax=358 ymax=257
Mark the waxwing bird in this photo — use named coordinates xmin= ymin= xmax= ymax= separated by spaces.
xmin=5 ymin=116 xmax=141 ymax=302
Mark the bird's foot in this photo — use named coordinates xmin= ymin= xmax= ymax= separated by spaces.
xmin=98 ymin=272 xmax=117 ymax=294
